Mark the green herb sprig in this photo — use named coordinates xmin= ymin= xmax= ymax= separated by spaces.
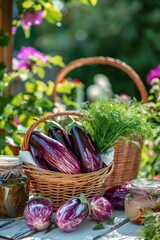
xmin=80 ymin=99 xmax=158 ymax=153
xmin=139 ymin=211 xmax=160 ymax=240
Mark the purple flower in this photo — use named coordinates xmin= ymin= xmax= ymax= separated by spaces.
xmin=12 ymin=26 xmax=17 ymax=35
xmin=117 ymin=94 xmax=132 ymax=102
xmin=21 ymin=10 xmax=43 ymax=29
xmin=147 ymin=65 xmax=160 ymax=85
xmin=17 ymin=46 xmax=48 ymax=70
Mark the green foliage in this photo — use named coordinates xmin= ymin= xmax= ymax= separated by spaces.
xmin=55 ymin=78 xmax=84 ymax=110
xmin=80 ymin=99 xmax=156 ymax=153
xmin=80 ymin=0 xmax=97 ymax=6
xmin=139 ymin=78 xmax=160 ymax=177
xmin=139 ymin=211 xmax=160 ymax=240
xmin=0 ymin=53 xmax=65 ymax=154
xmin=0 ymin=31 xmax=10 ymax=47
xmin=93 ymin=222 xmax=105 ymax=230
xmin=15 ymin=0 xmax=62 ymax=38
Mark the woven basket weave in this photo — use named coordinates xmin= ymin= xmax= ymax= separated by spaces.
xmin=21 ymin=111 xmax=114 ymax=210
xmin=50 ymin=56 xmax=148 ymax=189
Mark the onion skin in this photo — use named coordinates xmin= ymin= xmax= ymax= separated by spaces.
xmin=103 ymin=184 xmax=131 ymax=210
xmin=89 ymin=196 xmax=113 ymax=221
xmin=24 ymin=198 xmax=53 ymax=231
xmin=55 ymin=198 xmax=89 ymax=232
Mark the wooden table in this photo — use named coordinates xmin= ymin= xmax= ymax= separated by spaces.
xmin=0 ymin=211 xmax=143 ymax=240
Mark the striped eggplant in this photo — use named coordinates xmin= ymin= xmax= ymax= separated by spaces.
xmin=88 ymin=196 xmax=113 ymax=221
xmin=69 ymin=126 xmax=102 ymax=173
xmin=28 ymin=144 xmax=52 ymax=170
xmin=29 ymin=131 xmax=81 ymax=174
xmin=55 ymin=196 xmax=89 ymax=232
xmin=48 ymin=126 xmax=72 ymax=150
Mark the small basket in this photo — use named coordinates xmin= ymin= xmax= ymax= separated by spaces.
xmin=21 ymin=111 xmax=114 ymax=210
xmin=50 ymin=56 xmax=148 ymax=189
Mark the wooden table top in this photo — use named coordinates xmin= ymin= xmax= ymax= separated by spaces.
xmin=0 ymin=211 xmax=143 ymax=240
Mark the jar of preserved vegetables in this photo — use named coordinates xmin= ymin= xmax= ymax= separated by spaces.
xmin=125 ymin=178 xmax=160 ymax=225
xmin=0 ymin=156 xmax=30 ymax=220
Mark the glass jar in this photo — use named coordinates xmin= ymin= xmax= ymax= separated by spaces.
xmin=0 ymin=156 xmax=30 ymax=220
xmin=125 ymin=178 xmax=160 ymax=225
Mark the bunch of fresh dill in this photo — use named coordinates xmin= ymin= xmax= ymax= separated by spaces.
xmin=80 ymin=98 xmax=157 ymax=153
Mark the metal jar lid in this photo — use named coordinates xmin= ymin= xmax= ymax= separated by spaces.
xmin=130 ymin=178 xmax=160 ymax=194
xmin=0 ymin=156 xmax=23 ymax=169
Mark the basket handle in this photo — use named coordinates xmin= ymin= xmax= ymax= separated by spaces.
xmin=21 ymin=111 xmax=83 ymax=151
xmin=51 ymin=56 xmax=148 ymax=103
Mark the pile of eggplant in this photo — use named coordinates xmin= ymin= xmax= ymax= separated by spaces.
xmin=28 ymin=120 xmax=103 ymax=174
xmin=24 ymin=193 xmax=114 ymax=232
xmin=23 ymin=185 xmax=130 ymax=232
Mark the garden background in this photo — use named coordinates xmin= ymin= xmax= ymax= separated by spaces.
xmin=0 ymin=0 xmax=160 ymax=178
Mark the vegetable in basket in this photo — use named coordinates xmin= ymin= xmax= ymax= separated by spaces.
xmin=55 ymin=193 xmax=89 ymax=232
xmin=48 ymin=126 xmax=72 ymax=149
xmin=24 ymin=195 xmax=53 ymax=231
xmin=88 ymin=196 xmax=113 ymax=221
xmin=29 ymin=131 xmax=81 ymax=174
xmin=69 ymin=124 xmax=102 ymax=173
xmin=29 ymin=144 xmax=51 ymax=170
xmin=46 ymin=120 xmax=72 ymax=150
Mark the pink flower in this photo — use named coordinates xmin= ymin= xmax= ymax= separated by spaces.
xmin=21 ymin=10 xmax=43 ymax=29
xmin=149 ymin=150 xmax=155 ymax=157
xmin=118 ymin=94 xmax=132 ymax=102
xmin=147 ymin=65 xmax=160 ymax=85
xmin=17 ymin=46 xmax=48 ymax=70
xmin=13 ymin=117 xmax=20 ymax=126
xmin=148 ymin=140 xmax=155 ymax=147
xmin=12 ymin=26 xmax=17 ymax=35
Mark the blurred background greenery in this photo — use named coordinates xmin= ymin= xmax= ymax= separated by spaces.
xmin=13 ymin=0 xmax=160 ymax=100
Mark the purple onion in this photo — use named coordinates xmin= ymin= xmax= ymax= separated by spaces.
xmin=55 ymin=197 xmax=89 ymax=232
xmin=24 ymin=197 xmax=53 ymax=231
xmin=103 ymin=184 xmax=131 ymax=210
xmin=89 ymin=196 xmax=113 ymax=221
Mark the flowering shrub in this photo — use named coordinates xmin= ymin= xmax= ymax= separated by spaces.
xmin=139 ymin=65 xmax=160 ymax=178
xmin=17 ymin=46 xmax=48 ymax=70
xmin=13 ymin=0 xmax=62 ymax=37
xmin=55 ymin=78 xmax=84 ymax=109
xmin=147 ymin=65 xmax=160 ymax=85
xmin=0 ymin=46 xmax=64 ymax=154
xmin=21 ymin=10 xmax=43 ymax=29
xmin=0 ymin=0 xmax=96 ymax=154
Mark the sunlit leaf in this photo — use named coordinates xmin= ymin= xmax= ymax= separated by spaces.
xmin=36 ymin=80 xmax=47 ymax=92
xmin=89 ymin=0 xmax=97 ymax=6
xmin=25 ymin=82 xmax=36 ymax=93
xmin=23 ymin=27 xmax=31 ymax=38
xmin=22 ymin=0 xmax=34 ymax=9
xmin=47 ymin=56 xmax=64 ymax=67
xmin=43 ymin=3 xmax=62 ymax=24
xmin=32 ymin=66 xmax=45 ymax=79
xmin=46 ymin=81 xmax=54 ymax=96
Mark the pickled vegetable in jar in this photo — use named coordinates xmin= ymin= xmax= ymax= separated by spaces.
xmin=0 ymin=156 xmax=30 ymax=220
xmin=124 ymin=178 xmax=160 ymax=225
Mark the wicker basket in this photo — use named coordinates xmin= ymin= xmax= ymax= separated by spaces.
xmin=50 ymin=56 xmax=148 ymax=189
xmin=21 ymin=111 xmax=114 ymax=210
